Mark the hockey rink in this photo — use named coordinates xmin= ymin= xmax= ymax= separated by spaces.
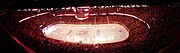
xmin=42 ymin=24 xmax=129 ymax=44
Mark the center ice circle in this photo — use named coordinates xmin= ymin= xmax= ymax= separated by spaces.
xmin=42 ymin=24 xmax=129 ymax=44
xmin=77 ymin=30 xmax=90 ymax=36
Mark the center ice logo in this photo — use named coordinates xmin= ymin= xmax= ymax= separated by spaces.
xmin=77 ymin=30 xmax=90 ymax=37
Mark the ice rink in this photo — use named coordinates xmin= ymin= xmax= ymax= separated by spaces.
xmin=43 ymin=24 xmax=129 ymax=44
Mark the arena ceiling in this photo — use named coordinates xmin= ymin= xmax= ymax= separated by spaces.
xmin=0 ymin=0 xmax=177 ymax=9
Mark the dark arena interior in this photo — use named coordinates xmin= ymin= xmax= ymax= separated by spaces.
xmin=0 ymin=0 xmax=180 ymax=53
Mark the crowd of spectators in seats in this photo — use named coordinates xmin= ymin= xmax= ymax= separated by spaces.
xmin=1 ymin=5 xmax=177 ymax=53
